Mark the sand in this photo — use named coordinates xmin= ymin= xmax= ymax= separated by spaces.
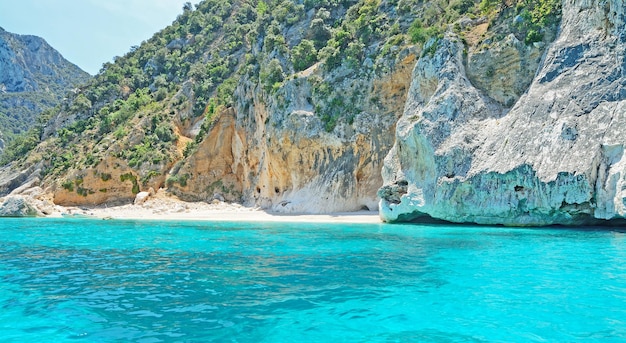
xmin=55 ymin=193 xmax=382 ymax=224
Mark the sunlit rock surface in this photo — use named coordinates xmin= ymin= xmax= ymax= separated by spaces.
xmin=380 ymin=0 xmax=626 ymax=225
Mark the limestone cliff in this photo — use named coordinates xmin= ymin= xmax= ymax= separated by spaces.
xmin=168 ymin=59 xmax=411 ymax=212
xmin=379 ymin=0 xmax=626 ymax=225
xmin=5 ymin=0 xmax=624 ymax=224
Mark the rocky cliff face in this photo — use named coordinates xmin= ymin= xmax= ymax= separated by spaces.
xmin=0 ymin=27 xmax=90 ymax=145
xmin=379 ymin=0 xmax=626 ymax=225
xmin=168 ymin=57 xmax=412 ymax=212
xmin=6 ymin=0 xmax=624 ymax=224
xmin=0 ymin=0 xmax=416 ymax=214
xmin=49 ymin=55 xmax=413 ymax=212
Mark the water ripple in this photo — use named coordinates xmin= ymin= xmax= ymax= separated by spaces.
xmin=0 ymin=219 xmax=625 ymax=342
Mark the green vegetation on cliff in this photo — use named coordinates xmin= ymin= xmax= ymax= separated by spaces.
xmin=0 ymin=0 xmax=561 ymax=201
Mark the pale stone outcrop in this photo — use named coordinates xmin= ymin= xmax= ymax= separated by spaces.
xmin=379 ymin=0 xmax=626 ymax=225
xmin=0 ymin=161 xmax=42 ymax=196
xmin=0 ymin=195 xmax=39 ymax=217
xmin=134 ymin=191 xmax=151 ymax=205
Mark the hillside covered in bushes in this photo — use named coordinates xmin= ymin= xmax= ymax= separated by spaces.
xmin=0 ymin=0 xmax=563 ymax=218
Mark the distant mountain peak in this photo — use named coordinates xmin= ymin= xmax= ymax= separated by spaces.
xmin=0 ymin=28 xmax=90 ymax=143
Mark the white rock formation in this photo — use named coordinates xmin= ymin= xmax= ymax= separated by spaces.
xmin=134 ymin=191 xmax=151 ymax=205
xmin=379 ymin=0 xmax=626 ymax=225
xmin=0 ymin=195 xmax=39 ymax=217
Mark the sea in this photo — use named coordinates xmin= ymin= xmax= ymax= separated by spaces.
xmin=1 ymin=218 xmax=625 ymax=342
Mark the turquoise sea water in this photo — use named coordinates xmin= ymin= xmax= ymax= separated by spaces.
xmin=1 ymin=219 xmax=626 ymax=342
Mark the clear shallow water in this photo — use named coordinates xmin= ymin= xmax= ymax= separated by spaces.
xmin=1 ymin=219 xmax=626 ymax=342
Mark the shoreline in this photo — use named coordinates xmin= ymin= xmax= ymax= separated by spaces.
xmin=53 ymin=200 xmax=382 ymax=224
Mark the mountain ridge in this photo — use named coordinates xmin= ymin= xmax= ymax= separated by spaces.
xmin=0 ymin=26 xmax=90 ymax=149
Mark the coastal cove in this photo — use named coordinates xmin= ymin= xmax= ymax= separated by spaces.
xmin=2 ymin=1 xmax=626 ymax=341
xmin=1 ymin=218 xmax=625 ymax=342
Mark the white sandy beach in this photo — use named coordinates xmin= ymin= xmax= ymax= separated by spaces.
xmin=55 ymin=193 xmax=382 ymax=224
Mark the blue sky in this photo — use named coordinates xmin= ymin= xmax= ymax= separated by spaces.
xmin=0 ymin=0 xmax=195 ymax=75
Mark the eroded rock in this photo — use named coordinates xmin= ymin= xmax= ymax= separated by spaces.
xmin=0 ymin=195 xmax=39 ymax=217
xmin=379 ymin=0 xmax=626 ymax=225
